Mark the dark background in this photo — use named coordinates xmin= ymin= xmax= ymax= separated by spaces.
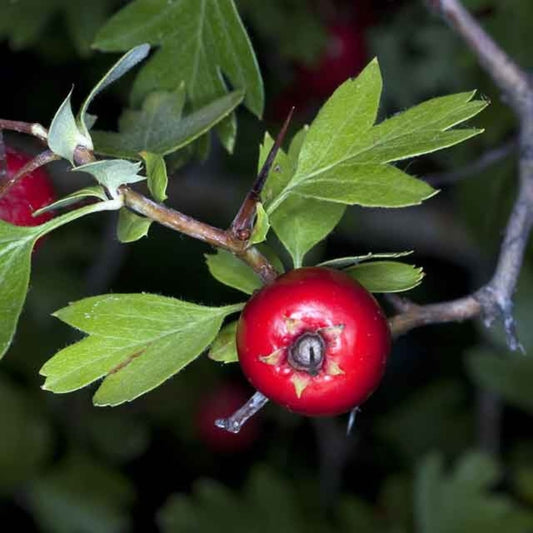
xmin=0 ymin=0 xmax=532 ymax=531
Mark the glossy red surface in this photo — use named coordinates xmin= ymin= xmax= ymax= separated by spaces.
xmin=0 ymin=147 xmax=55 ymax=227
xmin=237 ymin=267 xmax=390 ymax=416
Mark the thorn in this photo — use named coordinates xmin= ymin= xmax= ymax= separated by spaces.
xmin=229 ymin=107 xmax=294 ymax=237
xmin=253 ymin=106 xmax=295 ymax=197
xmin=346 ymin=406 xmax=361 ymax=436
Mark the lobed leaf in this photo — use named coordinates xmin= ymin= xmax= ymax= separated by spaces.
xmin=0 ymin=200 xmax=123 ymax=359
xmin=294 ymin=59 xmax=382 ymax=181
xmin=94 ymin=0 xmax=263 ymax=151
xmin=92 ymin=88 xmax=243 ymax=159
xmin=292 ymin=164 xmax=437 ymax=207
xmin=261 ymin=60 xmax=486 ymax=265
xmin=346 ymin=91 xmax=487 ymax=164
xmin=41 ymin=294 xmax=243 ymax=405
xmin=73 ymin=159 xmax=144 ymax=193
xmin=260 ymin=129 xmax=344 ymax=267
xmin=415 ymin=452 xmax=533 ymax=533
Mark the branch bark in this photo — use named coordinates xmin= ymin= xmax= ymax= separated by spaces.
xmin=390 ymin=0 xmax=533 ymax=345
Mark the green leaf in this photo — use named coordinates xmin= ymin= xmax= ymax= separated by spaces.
xmin=74 ymin=159 xmax=144 ymax=193
xmin=94 ymin=0 xmax=264 ymax=150
xmin=141 ymin=152 xmax=168 ymax=202
xmin=0 ymin=199 xmax=123 ymax=359
xmin=33 ymin=186 xmax=108 ymax=217
xmin=267 ymin=62 xmax=486 ymax=217
xmin=292 ymin=164 xmax=437 ymax=207
xmin=271 ymin=196 xmax=345 ymax=268
xmin=353 ymin=92 xmax=487 ymax=164
xmin=318 ymin=251 xmax=413 ymax=269
xmin=78 ymin=43 xmax=150 ymax=139
xmin=92 ymin=88 xmax=243 ymax=159
xmin=345 ymin=261 xmax=424 ymax=293
xmin=41 ymin=294 xmax=243 ymax=405
xmin=466 ymin=349 xmax=533 ymax=413
xmin=260 ymin=128 xmax=345 ymax=267
xmin=48 ymin=88 xmax=89 ymax=162
xmin=415 ymin=452 xmax=533 ymax=533
xmin=205 ymin=246 xmax=284 ymax=295
xmin=208 ymin=320 xmax=238 ymax=364
xmin=249 ymin=203 xmax=270 ymax=245
xmin=294 ymin=59 xmax=383 ymax=180
xmin=0 ymin=222 xmax=39 ymax=358
xmin=116 ymin=209 xmax=151 ymax=243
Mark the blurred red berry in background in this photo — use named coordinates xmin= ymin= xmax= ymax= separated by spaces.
xmin=196 ymin=382 xmax=261 ymax=453
xmin=296 ymin=22 xmax=368 ymax=99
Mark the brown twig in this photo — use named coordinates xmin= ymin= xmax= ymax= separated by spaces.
xmin=389 ymin=0 xmax=533 ymax=348
xmin=427 ymin=0 xmax=531 ymax=113
xmin=70 ymin=145 xmax=281 ymax=286
xmin=0 ymin=119 xmax=48 ymax=143
xmin=230 ymin=107 xmax=294 ymax=240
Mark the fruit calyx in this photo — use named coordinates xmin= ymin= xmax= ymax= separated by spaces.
xmin=287 ymin=331 xmax=325 ymax=376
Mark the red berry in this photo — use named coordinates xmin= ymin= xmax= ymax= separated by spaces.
xmin=296 ymin=22 xmax=368 ymax=99
xmin=196 ymin=383 xmax=260 ymax=453
xmin=0 ymin=147 xmax=55 ymax=227
xmin=236 ymin=267 xmax=390 ymax=416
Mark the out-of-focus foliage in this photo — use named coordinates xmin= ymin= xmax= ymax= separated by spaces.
xmin=27 ymin=453 xmax=135 ymax=533
xmin=415 ymin=452 xmax=533 ymax=532
xmin=158 ymin=466 xmax=385 ymax=533
xmin=0 ymin=377 xmax=52 ymax=493
xmin=0 ymin=0 xmax=117 ymax=55
xmin=94 ymin=0 xmax=264 ymax=152
xmin=237 ymin=0 xmax=327 ymax=64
